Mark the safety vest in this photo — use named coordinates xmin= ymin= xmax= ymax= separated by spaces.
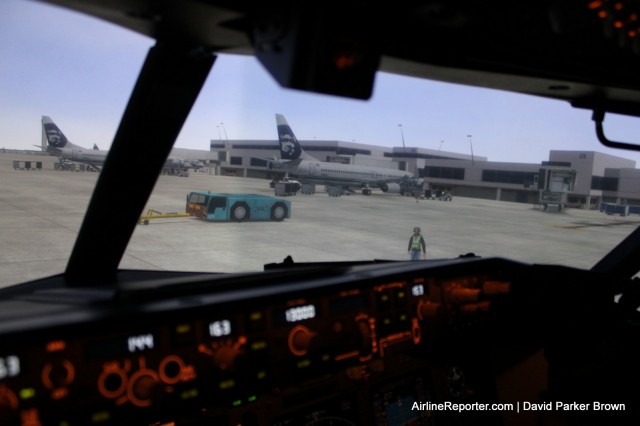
xmin=411 ymin=235 xmax=423 ymax=251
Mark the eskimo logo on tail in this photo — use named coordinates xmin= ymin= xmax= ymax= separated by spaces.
xmin=276 ymin=114 xmax=302 ymax=160
xmin=42 ymin=120 xmax=68 ymax=148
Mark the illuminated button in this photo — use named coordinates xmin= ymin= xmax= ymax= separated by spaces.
xmin=159 ymin=355 xmax=185 ymax=385
xmin=219 ymin=379 xmax=235 ymax=390
xmin=18 ymin=388 xmax=35 ymax=400
xmin=296 ymin=359 xmax=311 ymax=369
xmin=175 ymin=324 xmax=191 ymax=334
xmin=250 ymin=340 xmax=268 ymax=352
xmin=41 ymin=360 xmax=75 ymax=389
xmin=91 ymin=411 xmax=111 ymax=423
xmin=180 ymin=388 xmax=199 ymax=400
xmin=46 ymin=340 xmax=66 ymax=352
xmin=127 ymin=369 xmax=159 ymax=407
xmin=288 ymin=325 xmax=316 ymax=356
xmin=0 ymin=385 xmax=19 ymax=419
xmin=98 ymin=367 xmax=127 ymax=399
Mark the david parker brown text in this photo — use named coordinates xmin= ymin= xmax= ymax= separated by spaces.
xmin=412 ymin=401 xmax=626 ymax=412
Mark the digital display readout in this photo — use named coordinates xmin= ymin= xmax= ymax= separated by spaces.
xmin=86 ymin=333 xmax=155 ymax=359
xmin=209 ymin=320 xmax=232 ymax=337
xmin=128 ymin=334 xmax=154 ymax=353
xmin=0 ymin=355 xmax=20 ymax=380
xmin=285 ymin=304 xmax=316 ymax=323
xmin=273 ymin=303 xmax=320 ymax=325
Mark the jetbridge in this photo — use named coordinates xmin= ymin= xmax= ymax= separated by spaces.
xmin=538 ymin=168 xmax=577 ymax=212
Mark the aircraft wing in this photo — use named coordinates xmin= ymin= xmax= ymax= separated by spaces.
xmin=252 ymin=156 xmax=303 ymax=170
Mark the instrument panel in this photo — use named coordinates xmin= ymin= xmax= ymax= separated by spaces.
xmin=0 ymin=258 xmax=537 ymax=425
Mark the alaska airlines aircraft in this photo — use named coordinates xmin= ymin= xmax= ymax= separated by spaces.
xmin=41 ymin=116 xmax=212 ymax=172
xmin=272 ymin=114 xmax=414 ymax=196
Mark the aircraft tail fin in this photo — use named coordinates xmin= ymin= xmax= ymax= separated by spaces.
xmin=40 ymin=120 xmax=47 ymax=151
xmin=41 ymin=116 xmax=71 ymax=149
xmin=275 ymin=114 xmax=311 ymax=161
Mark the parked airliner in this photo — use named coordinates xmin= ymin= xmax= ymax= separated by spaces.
xmin=270 ymin=114 xmax=415 ymax=195
xmin=41 ymin=116 xmax=213 ymax=172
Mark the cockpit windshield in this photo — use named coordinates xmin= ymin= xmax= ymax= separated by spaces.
xmin=1 ymin=0 xmax=640 ymax=289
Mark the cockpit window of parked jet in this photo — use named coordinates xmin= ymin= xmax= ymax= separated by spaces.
xmin=1 ymin=0 xmax=640 ymax=425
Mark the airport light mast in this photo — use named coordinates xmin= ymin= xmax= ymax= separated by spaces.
xmin=220 ymin=122 xmax=229 ymax=143
xmin=467 ymin=134 xmax=475 ymax=166
xmin=398 ymin=124 xmax=406 ymax=152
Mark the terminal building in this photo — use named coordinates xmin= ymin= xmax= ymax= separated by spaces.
xmin=4 ymin=140 xmax=638 ymax=210
xmin=209 ymin=139 xmax=640 ymax=209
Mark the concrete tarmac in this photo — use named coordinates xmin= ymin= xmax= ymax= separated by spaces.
xmin=2 ymin=152 xmax=639 ymax=288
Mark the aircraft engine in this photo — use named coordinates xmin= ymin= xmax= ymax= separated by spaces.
xmin=381 ymin=183 xmax=401 ymax=193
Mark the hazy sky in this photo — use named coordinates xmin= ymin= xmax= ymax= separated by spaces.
xmin=2 ymin=0 xmax=640 ymax=166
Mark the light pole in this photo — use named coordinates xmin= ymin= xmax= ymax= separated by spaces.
xmin=398 ymin=124 xmax=406 ymax=151
xmin=220 ymin=122 xmax=229 ymax=143
xmin=216 ymin=125 xmax=222 ymax=141
xmin=439 ymin=140 xmax=444 ymax=151
xmin=467 ymin=134 xmax=475 ymax=166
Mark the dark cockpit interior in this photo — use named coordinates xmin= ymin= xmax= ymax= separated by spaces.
xmin=2 ymin=1 xmax=640 ymax=425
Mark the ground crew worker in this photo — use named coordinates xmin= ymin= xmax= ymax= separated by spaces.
xmin=408 ymin=226 xmax=426 ymax=260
